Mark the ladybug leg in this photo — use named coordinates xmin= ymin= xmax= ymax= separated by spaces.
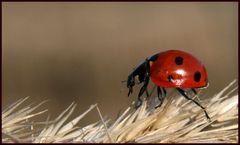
xmin=135 ymin=97 xmax=142 ymax=109
xmin=162 ymin=88 xmax=167 ymax=96
xmin=176 ymin=88 xmax=211 ymax=121
xmin=155 ymin=87 xmax=163 ymax=108
xmin=155 ymin=87 xmax=167 ymax=108
xmin=191 ymin=88 xmax=197 ymax=95
xmin=127 ymin=75 xmax=135 ymax=97
xmin=144 ymin=58 xmax=151 ymax=98
xmin=138 ymin=75 xmax=149 ymax=97
xmin=157 ymin=86 xmax=162 ymax=99
xmin=145 ymin=88 xmax=150 ymax=98
xmin=136 ymin=75 xmax=149 ymax=108
xmin=137 ymin=59 xmax=151 ymax=97
xmin=136 ymin=59 xmax=151 ymax=108
xmin=128 ymin=85 xmax=134 ymax=97
xmin=128 ymin=87 xmax=133 ymax=97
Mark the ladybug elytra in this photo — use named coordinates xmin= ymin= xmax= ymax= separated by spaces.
xmin=127 ymin=50 xmax=210 ymax=120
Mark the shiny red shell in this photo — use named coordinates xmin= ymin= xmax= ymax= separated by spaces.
xmin=150 ymin=50 xmax=208 ymax=88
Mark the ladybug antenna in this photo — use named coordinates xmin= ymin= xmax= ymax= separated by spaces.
xmin=191 ymin=88 xmax=197 ymax=95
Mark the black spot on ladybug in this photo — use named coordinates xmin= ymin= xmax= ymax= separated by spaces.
xmin=168 ymin=75 xmax=174 ymax=82
xmin=175 ymin=56 xmax=183 ymax=65
xmin=194 ymin=71 xmax=201 ymax=82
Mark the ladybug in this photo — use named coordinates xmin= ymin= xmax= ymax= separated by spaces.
xmin=127 ymin=50 xmax=210 ymax=120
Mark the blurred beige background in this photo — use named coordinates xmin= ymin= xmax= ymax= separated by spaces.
xmin=2 ymin=2 xmax=238 ymax=125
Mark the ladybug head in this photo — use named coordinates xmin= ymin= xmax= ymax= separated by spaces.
xmin=127 ymin=61 xmax=148 ymax=96
xmin=127 ymin=75 xmax=135 ymax=96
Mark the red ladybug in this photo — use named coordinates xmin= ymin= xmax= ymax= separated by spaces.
xmin=127 ymin=50 xmax=210 ymax=120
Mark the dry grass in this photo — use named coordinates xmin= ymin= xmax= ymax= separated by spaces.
xmin=2 ymin=80 xmax=238 ymax=143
